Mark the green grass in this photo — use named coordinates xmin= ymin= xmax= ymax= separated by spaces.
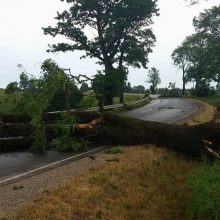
xmin=0 ymin=89 xmax=14 ymax=113
xmin=187 ymin=161 xmax=220 ymax=219
xmin=189 ymin=95 xmax=220 ymax=106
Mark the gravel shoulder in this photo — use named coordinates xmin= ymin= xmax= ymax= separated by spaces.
xmin=0 ymin=151 xmax=119 ymax=219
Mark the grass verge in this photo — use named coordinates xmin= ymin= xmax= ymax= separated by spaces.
xmin=187 ymin=161 xmax=220 ymax=219
xmin=12 ymin=146 xmax=197 ymax=220
xmin=188 ymin=96 xmax=220 ymax=107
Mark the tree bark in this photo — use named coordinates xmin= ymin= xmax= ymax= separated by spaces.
xmin=182 ymin=80 xmax=186 ymax=96
xmin=119 ymin=95 xmax=124 ymax=104
xmin=182 ymin=67 xmax=186 ymax=96
xmin=104 ymin=64 xmax=115 ymax=105
xmin=74 ymin=112 xmax=220 ymax=158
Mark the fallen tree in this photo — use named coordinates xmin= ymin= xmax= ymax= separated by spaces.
xmin=0 ymin=137 xmax=34 ymax=152
xmin=0 ymin=123 xmax=34 ymax=138
xmin=73 ymin=112 xmax=220 ymax=158
xmin=1 ymin=111 xmax=220 ymax=157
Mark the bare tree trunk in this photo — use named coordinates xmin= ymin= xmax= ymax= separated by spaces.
xmin=104 ymin=65 xmax=115 ymax=105
xmin=182 ymin=80 xmax=186 ymax=96
xmin=120 ymin=95 xmax=124 ymax=104
xmin=182 ymin=68 xmax=186 ymax=96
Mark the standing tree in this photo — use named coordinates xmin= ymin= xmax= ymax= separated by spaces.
xmin=133 ymin=85 xmax=145 ymax=93
xmin=193 ymin=5 xmax=220 ymax=87
xmin=172 ymin=5 xmax=220 ymax=96
xmin=124 ymin=82 xmax=132 ymax=93
xmin=171 ymin=45 xmax=191 ymax=96
xmin=147 ymin=67 xmax=161 ymax=94
xmin=43 ymin=0 xmax=158 ymax=104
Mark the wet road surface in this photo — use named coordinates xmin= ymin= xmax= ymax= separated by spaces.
xmin=121 ymin=98 xmax=201 ymax=124
xmin=0 ymin=151 xmax=79 ymax=182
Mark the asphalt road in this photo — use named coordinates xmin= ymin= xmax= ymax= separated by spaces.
xmin=0 ymin=98 xmax=201 ymax=185
xmin=0 ymin=151 xmax=77 ymax=183
xmin=121 ymin=98 xmax=201 ymax=124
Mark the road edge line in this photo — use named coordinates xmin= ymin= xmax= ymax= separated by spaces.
xmin=0 ymin=146 xmax=109 ymax=188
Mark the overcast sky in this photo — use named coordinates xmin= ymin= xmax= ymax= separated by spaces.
xmin=0 ymin=0 xmax=219 ymax=89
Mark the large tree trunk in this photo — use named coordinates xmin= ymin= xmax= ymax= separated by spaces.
xmin=182 ymin=69 xmax=186 ymax=96
xmin=182 ymin=80 xmax=186 ymax=96
xmin=119 ymin=95 xmax=124 ymax=104
xmin=3 ymin=112 xmax=219 ymax=157
xmin=105 ymin=94 xmax=114 ymax=105
xmin=74 ymin=112 xmax=220 ymax=158
xmin=104 ymin=64 xmax=115 ymax=105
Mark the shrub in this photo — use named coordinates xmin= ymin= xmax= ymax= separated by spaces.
xmin=187 ymin=161 xmax=220 ymax=219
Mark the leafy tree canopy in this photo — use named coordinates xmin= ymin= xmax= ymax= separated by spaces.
xmin=133 ymin=85 xmax=145 ymax=93
xmin=43 ymin=0 xmax=159 ymax=71
xmin=5 ymin=82 xmax=20 ymax=94
xmin=193 ymin=5 xmax=220 ymax=39
xmin=172 ymin=5 xmax=220 ymax=96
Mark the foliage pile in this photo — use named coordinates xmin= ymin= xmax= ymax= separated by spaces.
xmin=4 ymin=60 xmax=85 ymax=153
xmin=51 ymin=112 xmax=86 ymax=152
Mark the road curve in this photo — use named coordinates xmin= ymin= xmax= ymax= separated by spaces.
xmin=121 ymin=98 xmax=202 ymax=124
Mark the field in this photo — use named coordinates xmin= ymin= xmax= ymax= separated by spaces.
xmin=12 ymin=146 xmax=198 ymax=220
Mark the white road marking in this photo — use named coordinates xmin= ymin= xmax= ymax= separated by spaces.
xmin=168 ymin=103 xmax=199 ymax=124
